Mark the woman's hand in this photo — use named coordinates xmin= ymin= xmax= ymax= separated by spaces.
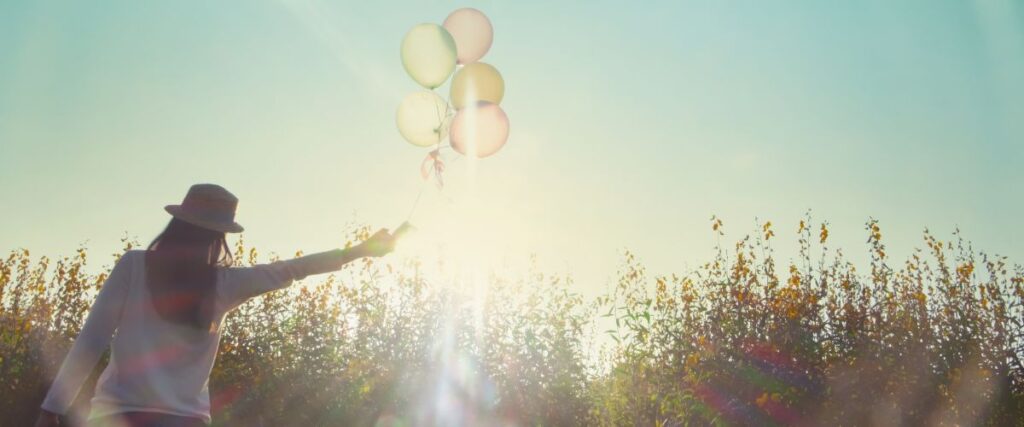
xmin=355 ymin=228 xmax=398 ymax=258
xmin=34 ymin=410 xmax=60 ymax=427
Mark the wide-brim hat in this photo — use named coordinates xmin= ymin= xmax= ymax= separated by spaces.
xmin=164 ymin=183 xmax=244 ymax=233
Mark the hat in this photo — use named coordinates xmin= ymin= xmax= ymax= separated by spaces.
xmin=164 ymin=184 xmax=244 ymax=233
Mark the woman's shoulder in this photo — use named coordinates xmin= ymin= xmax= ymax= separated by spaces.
xmin=117 ymin=250 xmax=148 ymax=268
xmin=121 ymin=249 xmax=147 ymax=260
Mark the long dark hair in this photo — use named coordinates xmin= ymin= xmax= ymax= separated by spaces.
xmin=146 ymin=218 xmax=233 ymax=331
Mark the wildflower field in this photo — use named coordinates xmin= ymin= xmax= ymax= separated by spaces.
xmin=2 ymin=217 xmax=1022 ymax=426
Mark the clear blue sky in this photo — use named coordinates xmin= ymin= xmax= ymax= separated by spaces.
xmin=1 ymin=1 xmax=1022 ymax=290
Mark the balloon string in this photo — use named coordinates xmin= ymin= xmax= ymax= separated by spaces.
xmin=435 ymin=90 xmax=444 ymax=128
xmin=406 ymin=178 xmax=429 ymax=222
xmin=409 ymin=85 xmax=453 ymax=224
xmin=406 ymin=148 xmax=461 ymax=222
xmin=407 ymin=143 xmax=442 ymax=222
xmin=431 ymin=88 xmax=452 ymax=150
xmin=432 ymin=89 xmax=448 ymax=146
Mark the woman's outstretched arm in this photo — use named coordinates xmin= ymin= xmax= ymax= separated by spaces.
xmin=37 ymin=252 xmax=135 ymax=424
xmin=220 ymin=228 xmax=399 ymax=308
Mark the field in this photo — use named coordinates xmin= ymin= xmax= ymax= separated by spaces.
xmin=2 ymin=217 xmax=1022 ymax=426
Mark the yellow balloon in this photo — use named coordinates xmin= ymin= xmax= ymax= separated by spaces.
xmin=449 ymin=62 xmax=505 ymax=110
xmin=401 ymin=24 xmax=458 ymax=89
xmin=396 ymin=91 xmax=451 ymax=147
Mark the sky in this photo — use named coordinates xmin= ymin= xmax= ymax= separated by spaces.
xmin=1 ymin=0 xmax=1022 ymax=293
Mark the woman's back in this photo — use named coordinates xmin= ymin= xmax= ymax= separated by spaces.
xmin=43 ymin=249 xmax=314 ymax=423
xmin=92 ymin=251 xmax=222 ymax=420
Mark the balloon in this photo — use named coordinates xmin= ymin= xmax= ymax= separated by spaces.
xmin=400 ymin=24 xmax=458 ymax=89
xmin=449 ymin=102 xmax=509 ymax=158
xmin=443 ymin=8 xmax=494 ymax=64
xmin=450 ymin=62 xmax=505 ymax=110
xmin=396 ymin=91 xmax=451 ymax=147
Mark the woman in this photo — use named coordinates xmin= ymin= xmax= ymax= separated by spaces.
xmin=35 ymin=184 xmax=402 ymax=427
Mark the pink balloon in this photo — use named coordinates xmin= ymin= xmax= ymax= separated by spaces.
xmin=443 ymin=8 xmax=494 ymax=64
xmin=449 ymin=102 xmax=509 ymax=158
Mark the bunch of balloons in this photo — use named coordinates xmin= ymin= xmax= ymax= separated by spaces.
xmin=396 ymin=8 xmax=509 ymax=184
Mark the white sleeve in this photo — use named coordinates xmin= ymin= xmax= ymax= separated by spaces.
xmin=40 ymin=252 xmax=133 ymax=414
xmin=219 ymin=249 xmax=349 ymax=309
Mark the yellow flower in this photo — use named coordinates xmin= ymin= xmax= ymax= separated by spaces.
xmin=685 ymin=353 xmax=699 ymax=368
xmin=914 ymin=292 xmax=926 ymax=304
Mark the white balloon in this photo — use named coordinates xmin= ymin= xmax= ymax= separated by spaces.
xmin=396 ymin=91 xmax=451 ymax=147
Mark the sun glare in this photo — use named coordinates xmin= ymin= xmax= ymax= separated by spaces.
xmin=395 ymin=176 xmax=532 ymax=286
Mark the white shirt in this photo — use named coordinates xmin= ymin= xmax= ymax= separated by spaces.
xmin=41 ymin=249 xmax=347 ymax=423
